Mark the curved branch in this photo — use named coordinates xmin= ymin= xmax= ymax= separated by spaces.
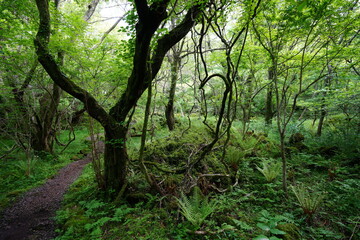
xmin=34 ymin=0 xmax=114 ymax=129
xmin=199 ymin=73 xmax=227 ymax=89
xmin=110 ymin=3 xmax=202 ymax=122
xmin=98 ymin=17 xmax=124 ymax=45
xmin=150 ymin=4 xmax=202 ymax=78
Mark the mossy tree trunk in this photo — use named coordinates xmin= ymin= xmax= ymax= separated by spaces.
xmin=165 ymin=47 xmax=181 ymax=131
xmin=103 ymin=125 xmax=128 ymax=192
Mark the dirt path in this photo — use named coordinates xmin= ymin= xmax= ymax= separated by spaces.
xmin=0 ymin=141 xmax=104 ymax=240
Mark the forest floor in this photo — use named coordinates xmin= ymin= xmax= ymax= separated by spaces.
xmin=0 ymin=141 xmax=104 ymax=240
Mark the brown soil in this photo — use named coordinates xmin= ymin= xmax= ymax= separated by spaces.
xmin=0 ymin=141 xmax=104 ymax=240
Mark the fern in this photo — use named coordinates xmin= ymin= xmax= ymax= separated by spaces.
xmin=256 ymin=159 xmax=281 ymax=182
xmin=176 ymin=187 xmax=217 ymax=230
xmin=14 ymin=157 xmax=38 ymax=177
xmin=291 ymin=184 xmax=325 ymax=221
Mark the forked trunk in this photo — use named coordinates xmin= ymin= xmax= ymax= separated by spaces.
xmin=31 ymin=130 xmax=54 ymax=153
xmin=34 ymin=0 xmax=203 ymax=198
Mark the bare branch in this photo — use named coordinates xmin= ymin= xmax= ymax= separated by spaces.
xmin=84 ymin=0 xmax=101 ymax=22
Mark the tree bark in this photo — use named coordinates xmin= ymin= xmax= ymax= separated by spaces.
xmin=84 ymin=0 xmax=101 ymax=22
xmin=104 ymin=125 xmax=128 ymax=193
xmin=32 ymin=47 xmax=63 ymax=153
xmin=165 ymin=48 xmax=181 ymax=131
xmin=316 ymin=65 xmax=332 ymax=136
xmin=265 ymin=66 xmax=275 ymax=125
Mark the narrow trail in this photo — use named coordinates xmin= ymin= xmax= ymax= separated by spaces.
xmin=0 ymin=141 xmax=104 ymax=240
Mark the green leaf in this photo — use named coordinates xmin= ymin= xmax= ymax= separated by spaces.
xmin=221 ymin=223 xmax=235 ymax=230
xmin=297 ymin=1 xmax=307 ymax=11
xmin=253 ymin=235 xmax=270 ymax=240
xmin=176 ymin=187 xmax=217 ymax=230
xmin=233 ymin=219 xmax=254 ymax=230
xmin=269 ymin=237 xmax=283 ymax=240
xmin=257 ymin=223 xmax=271 ymax=231
xmin=270 ymin=228 xmax=286 ymax=235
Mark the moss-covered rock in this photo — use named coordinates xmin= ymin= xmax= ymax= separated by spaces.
xmin=289 ymin=133 xmax=308 ymax=151
xmin=79 ymin=148 xmax=90 ymax=156
xmin=289 ymin=133 xmax=305 ymax=144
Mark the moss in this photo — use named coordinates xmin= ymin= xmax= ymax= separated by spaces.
xmin=79 ymin=148 xmax=90 ymax=156
xmin=277 ymin=223 xmax=301 ymax=240
xmin=289 ymin=133 xmax=305 ymax=144
xmin=70 ymin=155 xmax=81 ymax=161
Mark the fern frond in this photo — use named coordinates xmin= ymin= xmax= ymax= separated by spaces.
xmin=256 ymin=159 xmax=281 ymax=182
xmin=176 ymin=187 xmax=217 ymax=230
xmin=291 ymin=184 xmax=325 ymax=217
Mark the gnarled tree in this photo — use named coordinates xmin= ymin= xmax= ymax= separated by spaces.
xmin=34 ymin=0 xmax=202 ymax=194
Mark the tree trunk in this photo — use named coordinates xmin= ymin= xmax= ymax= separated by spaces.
xmin=165 ymin=50 xmax=180 ymax=131
xmin=316 ymin=65 xmax=332 ymax=136
xmin=32 ymin=2 xmax=63 ymax=153
xmin=104 ymin=126 xmax=128 ymax=193
xmin=316 ymin=103 xmax=326 ymax=136
xmin=279 ymin=132 xmax=287 ymax=195
xmin=244 ymin=73 xmax=254 ymax=123
xmin=265 ymin=66 xmax=275 ymax=125
xmin=83 ymin=0 xmax=101 ymax=22
xmin=32 ymin=55 xmax=62 ymax=153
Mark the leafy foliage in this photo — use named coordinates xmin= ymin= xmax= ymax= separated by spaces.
xmin=253 ymin=210 xmax=287 ymax=240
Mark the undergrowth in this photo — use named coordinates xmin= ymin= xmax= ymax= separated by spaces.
xmin=2 ymin=116 xmax=357 ymax=239
xmin=0 ymin=127 xmax=89 ymax=211
xmin=54 ymin=119 xmax=359 ymax=239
